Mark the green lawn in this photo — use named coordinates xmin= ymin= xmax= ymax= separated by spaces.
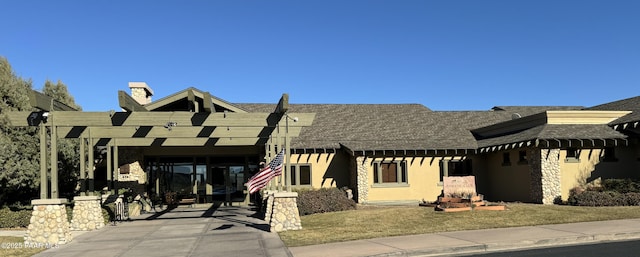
xmin=279 ymin=203 xmax=640 ymax=247
xmin=0 ymin=236 xmax=47 ymax=257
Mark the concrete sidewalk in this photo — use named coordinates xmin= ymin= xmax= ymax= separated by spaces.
xmin=288 ymin=218 xmax=640 ymax=257
xmin=3 ymin=211 xmax=640 ymax=257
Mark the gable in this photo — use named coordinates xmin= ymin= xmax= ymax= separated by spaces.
xmin=142 ymin=87 xmax=247 ymax=113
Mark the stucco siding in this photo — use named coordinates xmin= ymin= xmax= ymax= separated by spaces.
xmin=364 ymin=156 xmax=444 ymax=203
xmin=289 ymin=152 xmax=351 ymax=190
xmin=482 ymin=150 xmax=532 ymax=202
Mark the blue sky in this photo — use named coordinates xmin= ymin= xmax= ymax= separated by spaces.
xmin=2 ymin=1 xmax=639 ymax=111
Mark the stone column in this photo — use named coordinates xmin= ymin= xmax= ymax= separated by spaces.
xmin=355 ymin=156 xmax=369 ymax=203
xmin=25 ymin=199 xmax=73 ymax=246
xmin=530 ymin=149 xmax=561 ymax=204
xmin=268 ymin=192 xmax=302 ymax=232
xmin=263 ymin=191 xmax=275 ymax=224
xmin=70 ymin=196 xmax=105 ymax=231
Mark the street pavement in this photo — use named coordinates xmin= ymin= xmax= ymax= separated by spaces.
xmin=3 ymin=205 xmax=640 ymax=257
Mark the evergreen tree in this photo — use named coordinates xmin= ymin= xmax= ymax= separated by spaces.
xmin=0 ymin=57 xmax=40 ymax=205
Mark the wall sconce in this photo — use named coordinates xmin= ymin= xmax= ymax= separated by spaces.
xmin=164 ymin=121 xmax=177 ymax=131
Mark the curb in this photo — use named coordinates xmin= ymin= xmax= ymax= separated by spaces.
xmin=361 ymin=233 xmax=640 ymax=257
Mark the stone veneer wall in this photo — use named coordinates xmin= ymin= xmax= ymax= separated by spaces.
xmin=263 ymin=192 xmax=275 ymax=224
xmin=268 ymin=192 xmax=302 ymax=232
xmin=530 ymin=149 xmax=562 ymax=204
xmin=356 ymin=156 xmax=368 ymax=203
xmin=25 ymin=199 xmax=72 ymax=246
xmin=118 ymin=147 xmax=146 ymax=184
xmin=70 ymin=196 xmax=105 ymax=231
xmin=130 ymin=87 xmax=151 ymax=105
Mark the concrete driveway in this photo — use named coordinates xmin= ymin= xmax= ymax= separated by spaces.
xmin=34 ymin=203 xmax=292 ymax=257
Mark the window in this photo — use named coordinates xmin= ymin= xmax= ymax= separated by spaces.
xmin=565 ymin=148 xmax=580 ymax=163
xmin=602 ymin=147 xmax=617 ymax=162
xmin=518 ymin=151 xmax=528 ymax=164
xmin=502 ymin=153 xmax=511 ymax=166
xmin=289 ymin=164 xmax=312 ymax=186
xmin=440 ymin=159 xmax=472 ymax=182
xmin=373 ymin=161 xmax=407 ymax=184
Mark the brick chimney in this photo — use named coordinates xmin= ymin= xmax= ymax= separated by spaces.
xmin=128 ymin=82 xmax=154 ymax=105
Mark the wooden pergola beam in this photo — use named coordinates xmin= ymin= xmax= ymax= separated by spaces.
xmin=118 ymin=90 xmax=148 ymax=112
xmin=29 ymin=90 xmax=78 ymax=111
xmin=56 ymin=126 xmax=303 ymax=139
xmin=6 ymin=111 xmax=315 ymax=127
xmin=89 ymin=137 xmax=261 ymax=147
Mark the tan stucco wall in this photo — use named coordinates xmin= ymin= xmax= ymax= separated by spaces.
xmin=560 ymin=145 xmax=640 ymax=200
xmin=479 ymin=150 xmax=532 ymax=202
xmin=289 ymin=152 xmax=351 ymax=189
xmin=363 ymin=156 xmax=448 ymax=203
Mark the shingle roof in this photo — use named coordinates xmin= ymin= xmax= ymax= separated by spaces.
xmin=238 ymin=102 xmax=631 ymax=151
xmin=587 ymin=96 xmax=640 ymax=126
xmin=237 ymin=103 xmax=516 ymax=151
xmin=491 ymin=106 xmax=584 ymax=117
xmin=476 ymin=124 xmax=627 ymax=148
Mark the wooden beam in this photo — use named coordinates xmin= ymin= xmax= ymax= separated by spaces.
xmin=6 ymin=111 xmax=315 ymax=127
xmin=202 ymin=92 xmax=214 ymax=113
xmin=274 ymin=93 xmax=289 ymax=114
xmin=29 ymin=90 xmax=78 ymax=111
xmin=57 ymin=126 xmax=303 ymax=139
xmin=107 ymin=137 xmax=260 ymax=147
xmin=118 ymin=90 xmax=148 ymax=112
xmin=187 ymin=89 xmax=196 ymax=112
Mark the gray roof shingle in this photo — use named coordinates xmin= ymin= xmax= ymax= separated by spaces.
xmin=587 ymin=96 xmax=640 ymax=125
xmin=476 ymin=124 xmax=627 ymax=148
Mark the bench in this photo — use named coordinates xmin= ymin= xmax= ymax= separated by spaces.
xmin=178 ymin=198 xmax=196 ymax=208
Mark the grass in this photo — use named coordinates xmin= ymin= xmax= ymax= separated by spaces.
xmin=279 ymin=203 xmax=640 ymax=247
xmin=0 ymin=236 xmax=47 ymax=257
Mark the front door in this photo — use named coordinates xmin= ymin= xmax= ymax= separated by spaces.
xmin=146 ymin=155 xmax=258 ymax=205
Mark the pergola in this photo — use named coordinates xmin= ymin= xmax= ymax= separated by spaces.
xmin=6 ymin=89 xmax=315 ymax=200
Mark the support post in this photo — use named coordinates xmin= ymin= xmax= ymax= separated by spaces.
xmin=106 ymin=142 xmax=112 ymax=193
xmin=39 ymin=122 xmax=48 ymax=199
xmin=88 ymin=137 xmax=94 ymax=194
xmin=268 ymin=192 xmax=302 ymax=232
xmin=285 ymin=117 xmax=291 ymax=192
xmin=79 ymin=137 xmax=86 ymax=196
xmin=113 ymin=141 xmax=119 ymax=193
xmin=50 ymin=116 xmax=58 ymax=199
xmin=70 ymin=196 xmax=105 ymax=231
xmin=25 ymin=199 xmax=72 ymax=246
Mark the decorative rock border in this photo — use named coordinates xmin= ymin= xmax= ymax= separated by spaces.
xmin=24 ymin=199 xmax=72 ymax=246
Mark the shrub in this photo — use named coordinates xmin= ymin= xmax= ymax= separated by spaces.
xmin=297 ymin=188 xmax=356 ymax=216
xmin=622 ymin=192 xmax=640 ymax=206
xmin=0 ymin=207 xmax=32 ymax=228
xmin=601 ymin=179 xmax=640 ymax=194
xmin=567 ymin=190 xmax=640 ymax=207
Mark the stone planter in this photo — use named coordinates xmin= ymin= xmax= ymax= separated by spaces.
xmin=435 ymin=205 xmax=472 ymax=212
xmin=474 ymin=205 xmax=506 ymax=211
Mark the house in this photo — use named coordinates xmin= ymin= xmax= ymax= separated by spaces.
xmin=9 ymin=83 xmax=640 ymax=205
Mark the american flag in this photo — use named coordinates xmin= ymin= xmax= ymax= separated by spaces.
xmin=247 ymin=149 xmax=285 ymax=194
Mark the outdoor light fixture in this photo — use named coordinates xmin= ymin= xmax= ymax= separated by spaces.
xmin=164 ymin=121 xmax=178 ymax=131
xmin=284 ymin=114 xmax=298 ymax=123
xmin=27 ymin=111 xmax=49 ymax=126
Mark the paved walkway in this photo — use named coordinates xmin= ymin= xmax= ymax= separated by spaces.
xmin=25 ymin=204 xmax=292 ymax=257
xmin=288 ymin=218 xmax=640 ymax=257
xmin=3 ymin=207 xmax=640 ymax=257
